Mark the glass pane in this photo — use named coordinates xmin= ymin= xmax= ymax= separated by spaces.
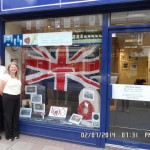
xmin=4 ymin=14 xmax=102 ymax=129
xmin=110 ymin=32 xmax=150 ymax=144
xmin=111 ymin=10 xmax=150 ymax=26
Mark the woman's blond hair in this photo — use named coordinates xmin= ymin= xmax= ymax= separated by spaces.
xmin=7 ymin=62 xmax=20 ymax=79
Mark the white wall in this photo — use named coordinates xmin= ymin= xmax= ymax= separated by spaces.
xmin=5 ymin=22 xmax=22 ymax=74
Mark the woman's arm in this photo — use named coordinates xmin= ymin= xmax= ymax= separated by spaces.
xmin=0 ymin=79 xmax=6 ymax=95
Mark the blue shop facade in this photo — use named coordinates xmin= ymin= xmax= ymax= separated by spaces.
xmin=1 ymin=0 xmax=150 ymax=149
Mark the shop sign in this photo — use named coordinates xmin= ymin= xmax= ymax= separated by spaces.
xmin=23 ymin=34 xmax=38 ymax=46
xmin=4 ymin=34 xmax=22 ymax=47
xmin=1 ymin=0 xmax=141 ymax=12
xmin=112 ymin=84 xmax=150 ymax=101
xmin=38 ymin=32 xmax=72 ymax=46
xmin=49 ymin=106 xmax=68 ymax=118
xmin=4 ymin=32 xmax=72 ymax=46
xmin=1 ymin=0 xmax=98 ymax=11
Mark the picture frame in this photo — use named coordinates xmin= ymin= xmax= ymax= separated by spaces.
xmin=20 ymin=108 xmax=32 ymax=118
xmin=33 ymin=103 xmax=45 ymax=113
xmin=69 ymin=113 xmax=83 ymax=125
xmin=131 ymin=64 xmax=137 ymax=71
xmin=121 ymin=54 xmax=126 ymax=62
xmin=11 ymin=58 xmax=18 ymax=63
xmin=31 ymin=94 xmax=42 ymax=104
xmin=25 ymin=85 xmax=37 ymax=95
xmin=134 ymin=57 xmax=139 ymax=61
xmin=22 ymin=99 xmax=32 ymax=108
xmin=83 ymin=89 xmax=94 ymax=101
xmin=49 ymin=106 xmax=68 ymax=118
xmin=4 ymin=35 xmax=13 ymax=46
xmin=128 ymin=55 xmax=132 ymax=61
xmin=122 ymin=62 xmax=129 ymax=69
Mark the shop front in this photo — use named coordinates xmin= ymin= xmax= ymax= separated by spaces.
xmin=107 ymin=11 xmax=150 ymax=149
xmin=1 ymin=0 xmax=150 ymax=149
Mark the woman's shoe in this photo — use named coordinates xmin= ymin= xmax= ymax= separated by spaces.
xmin=14 ymin=136 xmax=19 ymax=139
xmin=6 ymin=138 xmax=14 ymax=141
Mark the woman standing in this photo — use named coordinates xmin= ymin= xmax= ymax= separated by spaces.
xmin=0 ymin=57 xmax=6 ymax=140
xmin=0 ymin=62 xmax=21 ymax=141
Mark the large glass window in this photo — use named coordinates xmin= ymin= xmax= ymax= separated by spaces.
xmin=5 ymin=14 xmax=102 ymax=129
xmin=110 ymin=32 xmax=150 ymax=144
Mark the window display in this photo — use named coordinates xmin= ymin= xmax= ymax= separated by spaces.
xmin=4 ymin=14 xmax=102 ymax=129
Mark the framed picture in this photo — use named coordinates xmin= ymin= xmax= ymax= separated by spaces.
xmin=134 ymin=57 xmax=139 ymax=61
xmin=83 ymin=89 xmax=94 ymax=101
xmin=11 ymin=58 xmax=18 ymax=63
xmin=22 ymin=99 xmax=32 ymax=108
xmin=131 ymin=64 xmax=137 ymax=71
xmin=33 ymin=103 xmax=45 ymax=113
xmin=49 ymin=106 xmax=68 ymax=118
xmin=121 ymin=54 xmax=126 ymax=62
xmin=122 ymin=62 xmax=129 ymax=69
xmin=31 ymin=94 xmax=42 ymax=104
xmin=20 ymin=108 xmax=32 ymax=118
xmin=69 ymin=113 xmax=83 ymax=125
xmin=128 ymin=55 xmax=132 ymax=61
xmin=25 ymin=85 xmax=37 ymax=95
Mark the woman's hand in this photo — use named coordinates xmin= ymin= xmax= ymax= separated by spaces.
xmin=0 ymin=79 xmax=6 ymax=94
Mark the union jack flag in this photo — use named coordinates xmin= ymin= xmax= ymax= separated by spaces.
xmin=25 ymin=45 xmax=100 ymax=91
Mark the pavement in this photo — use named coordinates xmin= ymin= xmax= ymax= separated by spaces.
xmin=0 ymin=132 xmax=140 ymax=150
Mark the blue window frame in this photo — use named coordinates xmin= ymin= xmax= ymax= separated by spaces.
xmin=106 ymin=24 xmax=150 ymax=150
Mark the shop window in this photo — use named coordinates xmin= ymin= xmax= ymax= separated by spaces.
xmin=110 ymin=10 xmax=150 ymax=26
xmin=110 ymin=32 xmax=150 ymax=144
xmin=4 ymin=14 xmax=102 ymax=129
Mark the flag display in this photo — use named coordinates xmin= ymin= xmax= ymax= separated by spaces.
xmin=25 ymin=45 xmax=100 ymax=91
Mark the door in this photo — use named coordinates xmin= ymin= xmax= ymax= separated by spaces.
xmin=107 ymin=30 xmax=150 ymax=149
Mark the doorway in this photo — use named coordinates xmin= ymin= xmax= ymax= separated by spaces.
xmin=108 ymin=31 xmax=150 ymax=148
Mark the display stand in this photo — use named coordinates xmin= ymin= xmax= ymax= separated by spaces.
xmin=78 ymin=87 xmax=100 ymax=127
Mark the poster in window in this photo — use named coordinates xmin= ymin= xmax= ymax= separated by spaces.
xmin=83 ymin=89 xmax=94 ymax=101
xmin=69 ymin=113 xmax=83 ymax=125
xmin=20 ymin=108 xmax=32 ymax=118
xmin=31 ymin=94 xmax=42 ymax=104
xmin=49 ymin=106 xmax=68 ymax=118
xmin=25 ymin=85 xmax=37 ymax=95
xmin=33 ymin=103 xmax=45 ymax=113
